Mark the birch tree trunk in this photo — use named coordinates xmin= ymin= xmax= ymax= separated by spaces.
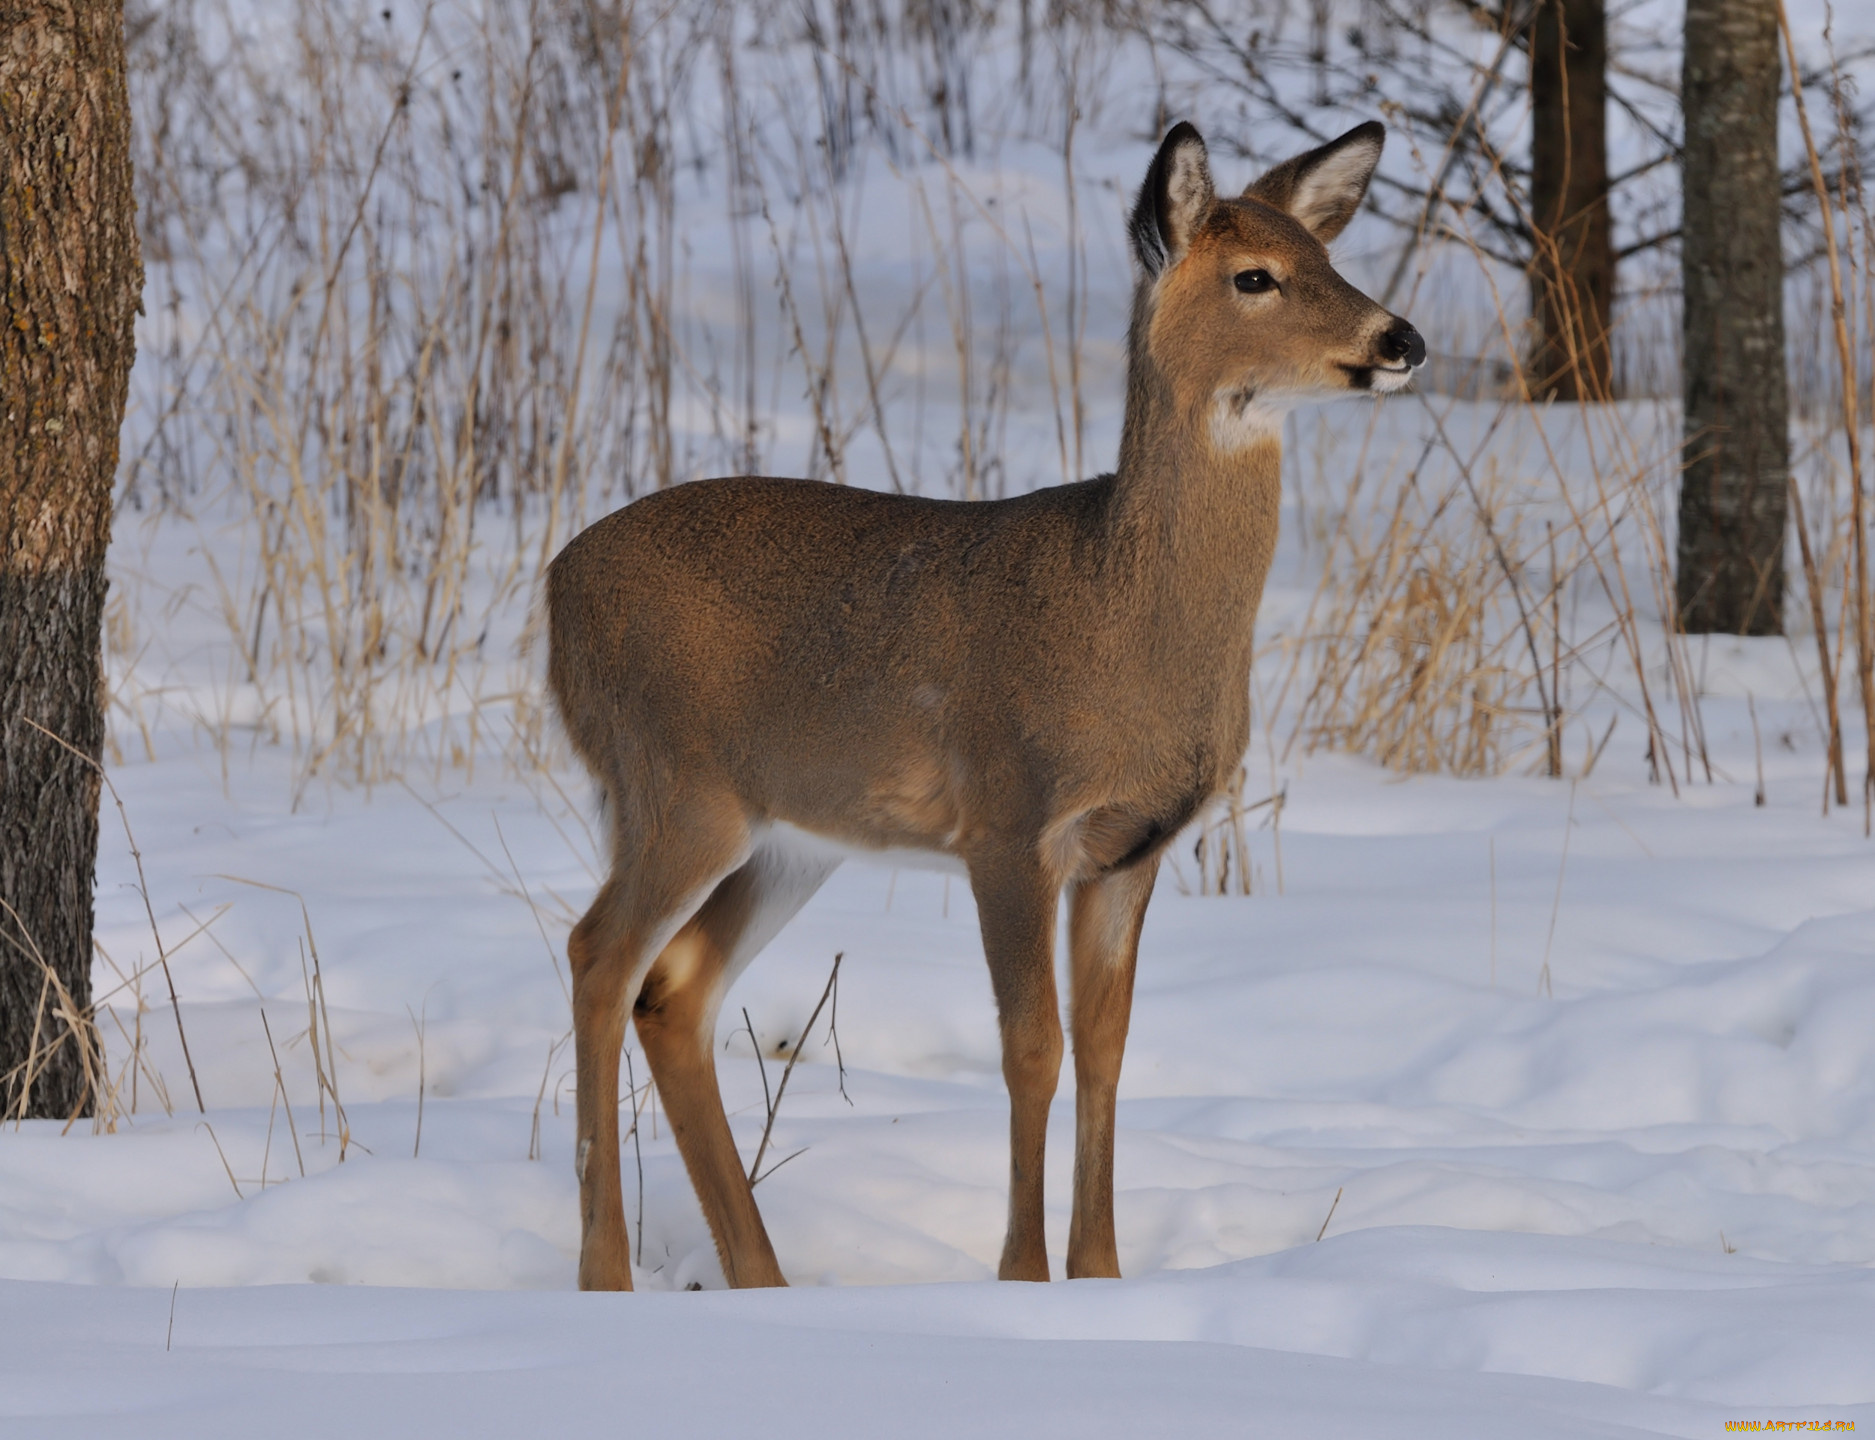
xmin=0 ymin=2 xmax=142 ymax=1119
xmin=1675 ymin=0 xmax=1787 ymax=635
xmin=1528 ymin=0 xmax=1614 ymax=401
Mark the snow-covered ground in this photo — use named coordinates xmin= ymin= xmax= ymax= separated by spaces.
xmin=8 ymin=595 xmax=1875 ymax=1432
xmin=8 ymin=1230 xmax=1874 ymax=1437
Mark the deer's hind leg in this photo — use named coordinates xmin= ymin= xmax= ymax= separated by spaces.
xmin=632 ymin=836 xmax=840 ymax=1289
xmin=570 ymin=791 xmax=752 ymax=1292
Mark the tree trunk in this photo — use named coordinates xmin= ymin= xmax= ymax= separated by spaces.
xmin=1527 ymin=0 xmax=1613 ymax=400
xmin=1675 ymin=0 xmax=1787 ymax=635
xmin=0 ymin=2 xmax=142 ymax=1119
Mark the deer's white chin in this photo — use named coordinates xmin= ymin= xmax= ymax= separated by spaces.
xmin=1370 ymin=364 xmax=1416 ymax=394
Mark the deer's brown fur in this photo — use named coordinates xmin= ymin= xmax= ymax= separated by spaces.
xmin=547 ymin=120 xmax=1422 ymax=1291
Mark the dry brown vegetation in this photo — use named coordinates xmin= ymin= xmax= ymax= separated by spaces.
xmin=110 ymin=0 xmax=1875 ymax=846
xmin=20 ymin=0 xmax=1872 ymax=1127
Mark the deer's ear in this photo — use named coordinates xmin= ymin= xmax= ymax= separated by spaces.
xmin=1129 ymin=122 xmax=1215 ymax=277
xmin=1244 ymin=121 xmax=1384 ymax=244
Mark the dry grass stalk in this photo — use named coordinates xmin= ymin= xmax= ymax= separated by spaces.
xmin=1788 ymin=473 xmax=1849 ymax=808
xmin=1538 ymin=780 xmax=1578 ymax=999
xmin=622 ymin=1043 xmax=646 ymax=1266
xmin=197 ymin=1119 xmax=242 ymax=1199
xmin=529 ymin=1031 xmax=570 ymax=1164
xmin=1315 ymin=1185 xmax=1343 ymax=1242
xmin=1192 ymin=770 xmax=1254 ymax=896
xmin=23 ymin=718 xmax=201 ymax=1113
xmin=215 ymin=876 xmax=352 ymax=1158
xmin=407 ymin=999 xmax=427 ymax=1159
xmin=1292 ymin=453 xmax=1531 ymax=778
xmin=92 ymin=938 xmax=171 ymax=1118
xmin=746 ymin=952 xmax=846 ymax=1188
xmin=259 ymin=1009 xmax=305 ymax=1178
xmin=0 ymin=900 xmax=116 ymax=1132
xmin=1190 ymin=770 xmax=1287 ymax=897
xmin=1781 ymin=0 xmax=1875 ymax=827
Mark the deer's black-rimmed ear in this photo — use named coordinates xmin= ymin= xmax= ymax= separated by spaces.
xmin=1244 ymin=121 xmax=1384 ymax=244
xmin=1129 ymin=122 xmax=1215 ymax=277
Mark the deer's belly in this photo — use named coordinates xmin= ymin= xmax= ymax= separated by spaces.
xmin=760 ymin=819 xmax=970 ymax=878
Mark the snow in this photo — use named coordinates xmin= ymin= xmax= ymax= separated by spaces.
xmin=6 ymin=1230 xmax=1873 ymax=1438
xmin=8 ymin=639 xmax=1875 ymax=1430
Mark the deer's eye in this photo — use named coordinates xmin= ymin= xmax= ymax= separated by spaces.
xmin=1233 ymin=269 xmax=1277 ymax=294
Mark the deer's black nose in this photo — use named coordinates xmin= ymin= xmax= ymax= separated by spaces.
xmin=1379 ymin=322 xmax=1426 ymax=368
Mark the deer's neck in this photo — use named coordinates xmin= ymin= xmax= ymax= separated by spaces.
xmin=1108 ymin=353 xmax=1284 ymax=654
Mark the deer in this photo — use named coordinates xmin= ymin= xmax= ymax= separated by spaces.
xmin=546 ymin=119 xmax=1424 ymax=1291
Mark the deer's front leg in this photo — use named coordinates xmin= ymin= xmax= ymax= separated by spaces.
xmin=971 ymin=851 xmax=1064 ymax=1282
xmin=1066 ymin=858 xmax=1157 ymax=1278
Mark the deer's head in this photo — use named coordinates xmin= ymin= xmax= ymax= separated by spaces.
xmin=1128 ymin=121 xmax=1425 ymax=449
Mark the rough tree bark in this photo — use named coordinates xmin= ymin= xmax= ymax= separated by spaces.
xmin=1527 ymin=0 xmax=1614 ymax=400
xmin=1 ymin=2 xmax=142 ymax=1118
xmin=1675 ymin=0 xmax=1787 ymax=635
